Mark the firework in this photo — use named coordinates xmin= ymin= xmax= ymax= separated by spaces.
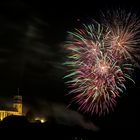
xmin=103 ymin=10 xmax=140 ymax=62
xmin=64 ymin=11 xmax=139 ymax=115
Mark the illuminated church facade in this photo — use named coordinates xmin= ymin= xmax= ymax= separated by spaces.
xmin=0 ymin=95 xmax=22 ymax=121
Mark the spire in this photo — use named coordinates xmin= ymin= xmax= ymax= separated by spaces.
xmin=17 ymin=88 xmax=20 ymax=95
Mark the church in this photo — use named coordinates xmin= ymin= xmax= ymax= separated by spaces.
xmin=0 ymin=95 xmax=22 ymax=121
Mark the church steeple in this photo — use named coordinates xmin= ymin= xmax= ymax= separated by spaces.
xmin=13 ymin=88 xmax=22 ymax=115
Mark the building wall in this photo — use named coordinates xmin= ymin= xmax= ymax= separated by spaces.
xmin=0 ymin=110 xmax=20 ymax=121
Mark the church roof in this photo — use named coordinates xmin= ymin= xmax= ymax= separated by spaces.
xmin=0 ymin=106 xmax=17 ymax=112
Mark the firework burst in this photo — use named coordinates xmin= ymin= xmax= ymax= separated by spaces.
xmin=64 ymin=11 xmax=139 ymax=115
xmin=103 ymin=10 xmax=140 ymax=61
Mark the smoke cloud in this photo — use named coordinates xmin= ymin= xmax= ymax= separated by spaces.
xmin=26 ymin=100 xmax=99 ymax=131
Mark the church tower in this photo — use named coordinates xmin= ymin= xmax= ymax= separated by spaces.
xmin=13 ymin=95 xmax=22 ymax=115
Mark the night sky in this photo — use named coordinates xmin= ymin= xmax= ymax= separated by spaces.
xmin=0 ymin=0 xmax=139 ymax=132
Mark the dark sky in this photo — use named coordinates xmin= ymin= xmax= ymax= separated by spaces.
xmin=0 ymin=0 xmax=139 ymax=131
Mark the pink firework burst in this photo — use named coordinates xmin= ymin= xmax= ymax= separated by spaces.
xmin=103 ymin=10 xmax=140 ymax=62
xmin=64 ymin=11 xmax=139 ymax=115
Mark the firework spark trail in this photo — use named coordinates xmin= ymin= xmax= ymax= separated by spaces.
xmin=64 ymin=11 xmax=140 ymax=115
